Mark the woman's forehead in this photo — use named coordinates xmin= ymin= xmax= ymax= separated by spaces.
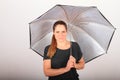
xmin=55 ymin=25 xmax=66 ymax=30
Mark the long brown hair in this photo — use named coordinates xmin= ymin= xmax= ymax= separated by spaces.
xmin=47 ymin=20 xmax=67 ymax=58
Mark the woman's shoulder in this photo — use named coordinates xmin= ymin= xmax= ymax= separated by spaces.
xmin=44 ymin=45 xmax=50 ymax=52
xmin=71 ymin=41 xmax=79 ymax=46
xmin=45 ymin=45 xmax=50 ymax=49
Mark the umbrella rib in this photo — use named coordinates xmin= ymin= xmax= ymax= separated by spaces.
xmin=75 ymin=21 xmax=114 ymax=30
xmin=71 ymin=7 xmax=94 ymax=23
xmin=72 ymin=28 xmax=105 ymax=52
xmin=69 ymin=23 xmax=105 ymax=51
xmin=73 ymin=27 xmax=105 ymax=51
xmin=59 ymin=5 xmax=69 ymax=21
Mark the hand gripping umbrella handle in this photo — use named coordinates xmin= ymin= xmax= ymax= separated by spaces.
xmin=70 ymin=42 xmax=78 ymax=80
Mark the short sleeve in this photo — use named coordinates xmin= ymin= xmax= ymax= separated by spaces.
xmin=72 ymin=42 xmax=83 ymax=63
xmin=43 ymin=45 xmax=51 ymax=60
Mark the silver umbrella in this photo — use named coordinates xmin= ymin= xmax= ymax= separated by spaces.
xmin=29 ymin=5 xmax=115 ymax=63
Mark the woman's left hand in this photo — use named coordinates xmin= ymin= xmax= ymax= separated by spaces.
xmin=69 ymin=55 xmax=76 ymax=67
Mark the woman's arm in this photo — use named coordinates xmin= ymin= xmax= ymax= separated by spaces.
xmin=74 ymin=57 xmax=85 ymax=70
xmin=43 ymin=59 xmax=74 ymax=77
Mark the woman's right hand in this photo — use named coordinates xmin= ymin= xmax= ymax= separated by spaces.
xmin=65 ymin=56 xmax=76 ymax=71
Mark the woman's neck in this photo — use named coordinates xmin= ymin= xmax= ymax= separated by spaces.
xmin=57 ymin=40 xmax=70 ymax=49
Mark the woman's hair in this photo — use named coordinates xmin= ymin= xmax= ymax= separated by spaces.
xmin=47 ymin=20 xmax=67 ymax=58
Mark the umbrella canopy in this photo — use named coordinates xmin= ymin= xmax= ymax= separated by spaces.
xmin=29 ymin=5 xmax=115 ymax=63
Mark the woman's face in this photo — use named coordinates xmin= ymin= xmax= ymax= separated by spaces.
xmin=53 ymin=24 xmax=67 ymax=42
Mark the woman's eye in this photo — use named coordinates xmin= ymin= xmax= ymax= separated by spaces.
xmin=56 ymin=31 xmax=59 ymax=33
xmin=55 ymin=31 xmax=66 ymax=33
xmin=62 ymin=31 xmax=66 ymax=33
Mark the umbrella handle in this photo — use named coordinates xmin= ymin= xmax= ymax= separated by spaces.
xmin=70 ymin=42 xmax=72 ymax=56
xmin=70 ymin=42 xmax=78 ymax=80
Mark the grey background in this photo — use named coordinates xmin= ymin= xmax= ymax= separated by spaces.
xmin=0 ymin=0 xmax=120 ymax=80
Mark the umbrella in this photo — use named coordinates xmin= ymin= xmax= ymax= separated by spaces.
xmin=29 ymin=5 xmax=115 ymax=63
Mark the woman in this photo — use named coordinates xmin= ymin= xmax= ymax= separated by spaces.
xmin=43 ymin=20 xmax=85 ymax=80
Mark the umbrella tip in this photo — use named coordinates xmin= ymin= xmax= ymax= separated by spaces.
xmin=90 ymin=6 xmax=97 ymax=8
xmin=56 ymin=4 xmax=63 ymax=6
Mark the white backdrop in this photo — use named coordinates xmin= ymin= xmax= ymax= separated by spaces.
xmin=0 ymin=0 xmax=120 ymax=80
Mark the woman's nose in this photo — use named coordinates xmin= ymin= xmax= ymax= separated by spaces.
xmin=59 ymin=32 xmax=63 ymax=35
